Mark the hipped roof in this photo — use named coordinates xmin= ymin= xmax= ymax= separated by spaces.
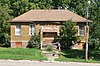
xmin=11 ymin=10 xmax=89 ymax=22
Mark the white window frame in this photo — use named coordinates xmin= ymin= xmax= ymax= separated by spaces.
xmin=29 ymin=24 xmax=35 ymax=36
xmin=78 ymin=25 xmax=84 ymax=36
xmin=15 ymin=24 xmax=21 ymax=36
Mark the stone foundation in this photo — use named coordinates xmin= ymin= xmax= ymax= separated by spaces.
xmin=11 ymin=42 xmax=16 ymax=48
xmin=22 ymin=42 xmax=28 ymax=48
xmin=11 ymin=41 xmax=28 ymax=48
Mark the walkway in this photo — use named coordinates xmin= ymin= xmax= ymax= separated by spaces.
xmin=0 ymin=60 xmax=99 ymax=66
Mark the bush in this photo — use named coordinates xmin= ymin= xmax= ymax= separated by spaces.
xmin=27 ymin=34 xmax=40 ymax=49
xmin=0 ymin=33 xmax=10 ymax=47
xmin=59 ymin=21 xmax=79 ymax=49
xmin=89 ymin=38 xmax=100 ymax=50
xmin=46 ymin=45 xmax=53 ymax=51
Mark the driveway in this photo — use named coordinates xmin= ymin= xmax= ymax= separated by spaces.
xmin=0 ymin=60 xmax=99 ymax=66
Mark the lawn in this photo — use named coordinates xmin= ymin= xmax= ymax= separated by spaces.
xmin=0 ymin=47 xmax=99 ymax=63
xmin=0 ymin=47 xmax=47 ymax=60
xmin=55 ymin=49 xmax=100 ymax=63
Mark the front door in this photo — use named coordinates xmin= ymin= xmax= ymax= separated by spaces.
xmin=43 ymin=32 xmax=57 ymax=45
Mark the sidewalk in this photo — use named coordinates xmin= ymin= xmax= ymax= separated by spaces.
xmin=0 ymin=59 xmax=100 ymax=65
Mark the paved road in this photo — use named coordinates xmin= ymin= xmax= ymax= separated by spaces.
xmin=0 ymin=60 xmax=100 ymax=66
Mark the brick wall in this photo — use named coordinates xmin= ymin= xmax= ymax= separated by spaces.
xmin=11 ymin=22 xmax=87 ymax=49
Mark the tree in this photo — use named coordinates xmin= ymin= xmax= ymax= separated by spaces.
xmin=0 ymin=0 xmax=99 ymax=49
xmin=29 ymin=0 xmax=53 ymax=9
xmin=59 ymin=21 xmax=79 ymax=49
xmin=9 ymin=0 xmax=30 ymax=17
xmin=52 ymin=0 xmax=70 ymax=9
xmin=0 ymin=0 xmax=11 ymax=47
xmin=89 ymin=38 xmax=99 ymax=50
xmin=88 ymin=0 xmax=100 ymax=50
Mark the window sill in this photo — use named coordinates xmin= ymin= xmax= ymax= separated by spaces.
xmin=78 ymin=34 xmax=84 ymax=37
xmin=29 ymin=35 xmax=34 ymax=36
xmin=15 ymin=35 xmax=22 ymax=37
xmin=79 ymin=35 xmax=84 ymax=37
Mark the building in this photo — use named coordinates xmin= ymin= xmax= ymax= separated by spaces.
xmin=10 ymin=10 xmax=89 ymax=49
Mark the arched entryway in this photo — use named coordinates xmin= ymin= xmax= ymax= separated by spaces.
xmin=40 ymin=26 xmax=59 ymax=49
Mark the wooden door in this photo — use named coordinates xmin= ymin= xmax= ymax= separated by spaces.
xmin=43 ymin=32 xmax=57 ymax=45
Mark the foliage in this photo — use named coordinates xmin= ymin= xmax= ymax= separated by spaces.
xmin=52 ymin=0 xmax=70 ymax=9
xmin=45 ymin=45 xmax=53 ymax=51
xmin=61 ymin=49 xmax=85 ymax=59
xmin=0 ymin=0 xmax=11 ymax=47
xmin=0 ymin=33 xmax=10 ymax=47
xmin=89 ymin=0 xmax=100 ymax=50
xmin=27 ymin=34 xmax=40 ymax=49
xmin=89 ymin=38 xmax=100 ymax=50
xmin=55 ymin=49 xmax=100 ymax=63
xmin=89 ymin=23 xmax=100 ymax=50
xmin=0 ymin=0 xmax=99 ymax=53
xmin=89 ymin=15 xmax=100 ymax=50
xmin=67 ymin=0 xmax=88 ymax=17
xmin=59 ymin=21 xmax=79 ymax=49
xmin=9 ymin=0 xmax=30 ymax=17
xmin=29 ymin=0 xmax=53 ymax=9
xmin=0 ymin=0 xmax=11 ymax=34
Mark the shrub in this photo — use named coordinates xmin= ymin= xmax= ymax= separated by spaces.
xmin=46 ymin=45 xmax=53 ymax=51
xmin=0 ymin=33 xmax=10 ymax=47
xmin=89 ymin=38 xmax=100 ymax=50
xmin=59 ymin=21 xmax=79 ymax=49
xmin=27 ymin=34 xmax=40 ymax=49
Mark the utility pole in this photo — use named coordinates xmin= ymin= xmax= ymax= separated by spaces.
xmin=85 ymin=0 xmax=91 ymax=62
xmin=85 ymin=0 xmax=96 ymax=62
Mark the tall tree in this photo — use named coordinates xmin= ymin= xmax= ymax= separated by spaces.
xmin=9 ymin=0 xmax=30 ymax=17
xmin=89 ymin=0 xmax=100 ymax=49
xmin=0 ymin=0 xmax=11 ymax=47
xmin=52 ymin=0 xmax=70 ymax=9
xmin=67 ymin=0 xmax=88 ymax=17
xmin=29 ymin=0 xmax=53 ymax=9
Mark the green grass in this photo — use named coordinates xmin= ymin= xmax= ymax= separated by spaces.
xmin=55 ymin=49 xmax=100 ymax=63
xmin=0 ymin=47 xmax=47 ymax=60
xmin=0 ymin=47 xmax=99 ymax=63
xmin=55 ymin=57 xmax=100 ymax=63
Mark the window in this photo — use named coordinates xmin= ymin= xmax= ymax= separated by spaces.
xmin=15 ymin=24 xmax=21 ymax=35
xmin=29 ymin=24 xmax=35 ymax=35
xmin=78 ymin=25 xmax=84 ymax=36
xmin=16 ymin=42 xmax=22 ymax=48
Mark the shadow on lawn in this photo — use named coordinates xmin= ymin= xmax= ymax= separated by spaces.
xmin=62 ymin=49 xmax=85 ymax=59
xmin=61 ymin=49 xmax=100 ymax=61
xmin=89 ymin=50 xmax=100 ymax=61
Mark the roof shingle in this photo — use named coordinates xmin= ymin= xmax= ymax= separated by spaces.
xmin=11 ymin=10 xmax=88 ymax=22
